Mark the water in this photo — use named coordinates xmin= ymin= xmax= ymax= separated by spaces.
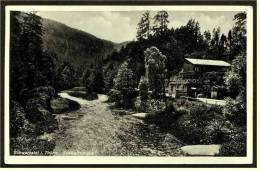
xmin=52 ymin=91 xmax=184 ymax=156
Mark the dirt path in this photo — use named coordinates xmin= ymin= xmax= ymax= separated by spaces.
xmin=52 ymin=92 xmax=184 ymax=156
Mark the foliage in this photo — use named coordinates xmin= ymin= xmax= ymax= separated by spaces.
xmin=136 ymin=11 xmax=151 ymax=40
xmin=107 ymin=89 xmax=123 ymax=106
xmin=174 ymin=19 xmax=204 ymax=55
xmin=169 ymin=103 xmax=226 ymax=144
xmin=113 ymin=61 xmax=136 ymax=107
xmin=134 ymin=96 xmax=150 ymax=112
xmin=148 ymin=99 xmax=166 ymax=113
xmin=10 ymin=11 xmax=45 ymax=101
xmin=25 ymin=86 xmax=58 ymax=134
xmin=228 ymin=12 xmax=247 ymax=59
xmin=152 ymin=11 xmax=169 ymax=36
xmin=42 ymin=18 xmax=115 ymax=67
xmin=144 ymin=46 xmax=167 ymax=99
xmin=9 ymin=12 xmax=60 ymax=154
xmin=224 ymin=54 xmax=246 ymax=126
xmin=55 ymin=61 xmax=78 ymax=91
xmin=10 ymin=134 xmax=56 ymax=155
xmin=224 ymin=54 xmax=246 ymax=97
xmin=10 ymin=101 xmax=27 ymax=137
xmin=83 ymin=57 xmax=105 ymax=95
xmin=224 ymin=96 xmax=246 ymax=126
xmin=219 ymin=129 xmax=246 ymax=156
xmin=138 ymin=77 xmax=149 ymax=101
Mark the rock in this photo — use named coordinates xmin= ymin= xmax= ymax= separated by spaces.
xmin=51 ymin=97 xmax=81 ymax=114
xmin=61 ymin=115 xmax=78 ymax=120
xmin=181 ymin=144 xmax=221 ymax=156
xmin=50 ymin=97 xmax=70 ymax=114
xmin=132 ymin=113 xmax=149 ymax=119
xmin=112 ymin=109 xmax=131 ymax=116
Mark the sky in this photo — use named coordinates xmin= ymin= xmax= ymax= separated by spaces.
xmin=37 ymin=10 xmax=240 ymax=43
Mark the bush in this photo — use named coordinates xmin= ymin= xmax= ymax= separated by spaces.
xmin=148 ymin=99 xmax=166 ymax=113
xmin=138 ymin=78 xmax=149 ymax=101
xmin=107 ymin=89 xmax=123 ymax=106
xmin=145 ymin=99 xmax=179 ymax=129
xmin=224 ymin=96 xmax=246 ymax=126
xmin=172 ymin=113 xmax=206 ymax=144
xmin=10 ymin=134 xmax=56 ymax=155
xmin=25 ymin=86 xmax=58 ymax=135
xmin=219 ymin=130 xmax=246 ymax=156
xmin=10 ymin=101 xmax=26 ymax=137
xmin=170 ymin=103 xmax=226 ymax=144
xmin=203 ymin=119 xmax=233 ymax=144
xmin=189 ymin=103 xmax=223 ymax=127
xmin=134 ymin=96 xmax=150 ymax=112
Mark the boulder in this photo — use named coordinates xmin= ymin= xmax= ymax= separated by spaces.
xmin=132 ymin=113 xmax=149 ymax=119
xmin=181 ymin=144 xmax=221 ymax=156
xmin=50 ymin=97 xmax=70 ymax=114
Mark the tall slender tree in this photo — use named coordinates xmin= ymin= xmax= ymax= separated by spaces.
xmin=152 ymin=11 xmax=169 ymax=36
xmin=136 ymin=11 xmax=151 ymax=40
xmin=144 ymin=46 xmax=167 ymax=99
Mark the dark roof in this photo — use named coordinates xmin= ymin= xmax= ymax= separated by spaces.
xmin=185 ymin=58 xmax=231 ymax=67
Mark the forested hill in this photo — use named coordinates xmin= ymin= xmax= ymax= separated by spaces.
xmin=42 ymin=18 xmax=118 ymax=66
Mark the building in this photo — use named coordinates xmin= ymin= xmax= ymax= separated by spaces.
xmin=167 ymin=58 xmax=231 ymax=99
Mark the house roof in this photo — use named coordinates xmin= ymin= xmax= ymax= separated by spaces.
xmin=185 ymin=58 xmax=231 ymax=67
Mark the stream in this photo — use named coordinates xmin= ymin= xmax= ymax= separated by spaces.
xmin=49 ymin=91 xmax=184 ymax=156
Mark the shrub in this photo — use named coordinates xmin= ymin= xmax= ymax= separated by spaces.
xmin=219 ymin=130 xmax=246 ymax=156
xmin=224 ymin=96 xmax=246 ymax=126
xmin=134 ymin=96 xmax=150 ymax=112
xmin=10 ymin=101 xmax=26 ymax=137
xmin=170 ymin=103 xmax=225 ymax=144
xmin=148 ymin=99 xmax=166 ymax=113
xmin=138 ymin=78 xmax=149 ymax=101
xmin=10 ymin=134 xmax=56 ymax=155
xmin=25 ymin=86 xmax=58 ymax=135
xmin=172 ymin=114 xmax=206 ymax=144
xmin=107 ymin=89 xmax=123 ymax=106
xmin=203 ymin=119 xmax=233 ymax=144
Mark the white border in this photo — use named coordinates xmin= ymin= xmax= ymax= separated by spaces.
xmin=4 ymin=5 xmax=254 ymax=165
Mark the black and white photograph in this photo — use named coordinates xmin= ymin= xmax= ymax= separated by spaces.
xmin=0 ymin=0 xmax=257 ymax=167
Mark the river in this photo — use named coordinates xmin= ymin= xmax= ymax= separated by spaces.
xmin=51 ymin=91 xmax=184 ymax=156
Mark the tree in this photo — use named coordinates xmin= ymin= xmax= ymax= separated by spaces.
xmin=224 ymin=54 xmax=246 ymax=126
xmin=113 ymin=60 xmax=136 ymax=107
xmin=56 ymin=61 xmax=77 ymax=90
xmin=152 ymin=11 xmax=169 ymax=36
xmin=92 ymin=56 xmax=105 ymax=93
xmin=227 ymin=12 xmax=247 ymax=60
xmin=10 ymin=11 xmax=54 ymax=101
xmin=136 ymin=11 xmax=151 ymax=40
xmin=174 ymin=19 xmax=204 ymax=54
xmin=138 ymin=76 xmax=149 ymax=101
xmin=144 ymin=46 xmax=167 ymax=99
xmin=204 ymin=30 xmax=211 ymax=48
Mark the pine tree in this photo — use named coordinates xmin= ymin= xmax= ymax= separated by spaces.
xmin=136 ymin=11 xmax=151 ymax=40
xmin=114 ymin=60 xmax=135 ymax=107
xmin=152 ymin=11 xmax=169 ymax=36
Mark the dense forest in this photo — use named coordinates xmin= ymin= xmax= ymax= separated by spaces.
xmin=9 ymin=10 xmax=247 ymax=156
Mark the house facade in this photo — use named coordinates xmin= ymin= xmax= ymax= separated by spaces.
xmin=167 ymin=58 xmax=231 ymax=99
